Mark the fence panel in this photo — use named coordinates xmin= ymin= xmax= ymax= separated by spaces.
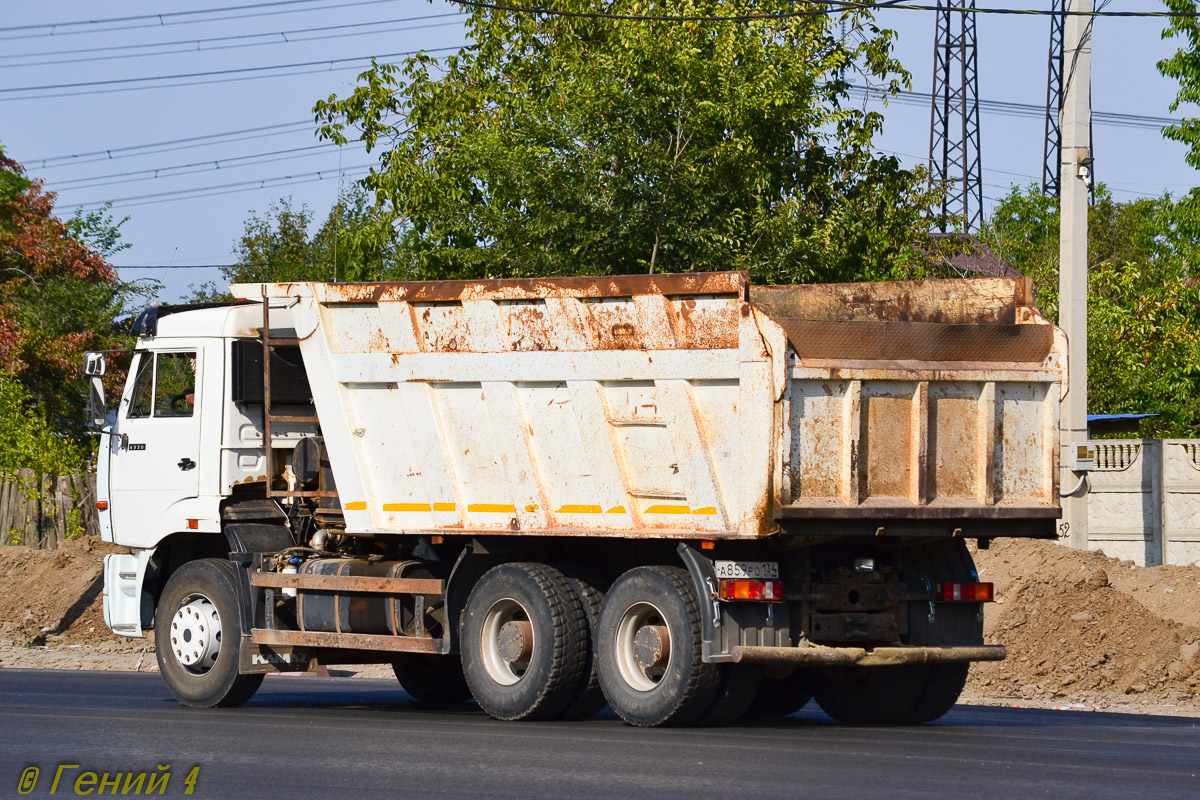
xmin=0 ymin=469 xmax=99 ymax=549
xmin=1087 ymin=439 xmax=1200 ymax=567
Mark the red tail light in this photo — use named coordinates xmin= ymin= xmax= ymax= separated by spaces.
xmin=719 ymin=579 xmax=783 ymax=602
xmin=940 ymin=582 xmax=994 ymax=602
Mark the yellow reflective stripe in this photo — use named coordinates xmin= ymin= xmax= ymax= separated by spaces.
xmin=432 ymin=502 xmax=456 ymax=511
xmin=692 ymin=506 xmax=717 ymax=515
xmin=605 ymin=505 xmax=627 ymax=514
xmin=644 ymin=504 xmax=690 ymax=515
xmin=524 ymin=504 xmax=540 ymax=512
xmin=383 ymin=502 xmax=432 ymax=512
xmin=555 ymin=504 xmax=603 ymax=514
xmin=344 ymin=501 xmax=366 ymax=511
xmin=467 ymin=503 xmax=517 ymax=513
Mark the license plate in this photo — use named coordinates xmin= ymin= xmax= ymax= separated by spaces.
xmin=714 ymin=560 xmax=779 ymax=580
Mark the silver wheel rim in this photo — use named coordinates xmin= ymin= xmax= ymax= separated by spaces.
xmin=169 ymin=593 xmax=222 ymax=674
xmin=614 ymin=601 xmax=671 ymax=693
xmin=479 ymin=598 xmax=532 ymax=686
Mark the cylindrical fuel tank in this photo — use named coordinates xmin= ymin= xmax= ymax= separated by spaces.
xmin=296 ymin=559 xmax=438 ymax=636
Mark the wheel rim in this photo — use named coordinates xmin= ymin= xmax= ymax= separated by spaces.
xmin=614 ymin=601 xmax=672 ymax=692
xmin=479 ymin=598 xmax=533 ymax=686
xmin=169 ymin=593 xmax=222 ymax=675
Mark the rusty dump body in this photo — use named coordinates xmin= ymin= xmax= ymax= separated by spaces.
xmin=232 ymin=271 xmax=1065 ymax=543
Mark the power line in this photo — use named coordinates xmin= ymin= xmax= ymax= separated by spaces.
xmin=0 ymin=45 xmax=466 ymax=101
xmin=0 ymin=0 xmax=406 ymax=42
xmin=0 ymin=0 xmax=331 ymax=32
xmin=448 ymin=0 xmax=1200 ymax=21
xmin=0 ymin=14 xmax=465 ymax=69
xmin=849 ymin=84 xmax=1180 ymax=131
xmin=447 ymin=0 xmax=907 ymax=23
xmin=115 ymin=264 xmax=239 ymax=270
xmin=28 ymin=120 xmax=314 ymax=166
xmin=50 ymin=144 xmax=344 ymax=189
xmin=73 ymin=166 xmax=375 ymax=210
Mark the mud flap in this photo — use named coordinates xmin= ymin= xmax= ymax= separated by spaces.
xmin=102 ymin=550 xmax=154 ymax=638
xmin=238 ymin=635 xmax=318 ymax=674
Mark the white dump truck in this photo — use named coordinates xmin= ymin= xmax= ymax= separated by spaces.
xmin=91 ymin=271 xmax=1065 ymax=726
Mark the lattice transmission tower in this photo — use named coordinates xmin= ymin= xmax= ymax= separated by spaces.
xmin=928 ymin=0 xmax=983 ymax=232
xmin=1042 ymin=0 xmax=1066 ymax=195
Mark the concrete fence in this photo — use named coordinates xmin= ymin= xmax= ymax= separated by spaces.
xmin=1087 ymin=439 xmax=1200 ymax=567
xmin=0 ymin=470 xmax=100 ymax=550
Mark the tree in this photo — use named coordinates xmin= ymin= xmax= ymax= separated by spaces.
xmin=0 ymin=147 xmax=148 ymax=451
xmin=187 ymin=186 xmax=401 ymax=301
xmin=1159 ymin=0 xmax=1200 ymax=171
xmin=314 ymin=0 xmax=940 ymax=284
xmin=980 ymin=185 xmax=1200 ymax=438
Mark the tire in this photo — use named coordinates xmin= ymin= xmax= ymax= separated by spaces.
xmin=696 ymin=665 xmax=762 ymax=726
xmin=155 ymin=559 xmax=264 ymax=708
xmin=459 ymin=563 xmax=589 ymax=721
xmin=744 ymin=669 xmax=813 ymax=719
xmin=595 ymin=566 xmax=721 ymax=727
xmin=901 ymin=663 xmax=971 ymax=725
xmin=392 ymin=654 xmax=472 ymax=704
xmin=553 ymin=565 xmax=608 ymax=720
xmin=899 ymin=539 xmax=983 ymax=724
xmin=812 ymin=665 xmax=928 ymax=726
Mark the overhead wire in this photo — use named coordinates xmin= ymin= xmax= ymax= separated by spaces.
xmin=0 ymin=14 xmax=466 ymax=69
xmin=445 ymin=0 xmax=1200 ymax=21
xmin=72 ymin=165 xmax=376 ymax=211
xmin=0 ymin=0 xmax=407 ymax=42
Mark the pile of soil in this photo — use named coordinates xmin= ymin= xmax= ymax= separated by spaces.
xmin=967 ymin=538 xmax=1200 ymax=706
xmin=0 ymin=538 xmax=153 ymax=671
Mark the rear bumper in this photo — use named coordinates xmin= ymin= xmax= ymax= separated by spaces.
xmin=729 ymin=644 xmax=1005 ymax=667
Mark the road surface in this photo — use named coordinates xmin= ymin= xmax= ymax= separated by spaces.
xmin=2 ymin=670 xmax=1197 ymax=798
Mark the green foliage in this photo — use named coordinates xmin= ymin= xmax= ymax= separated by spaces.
xmin=980 ymin=184 xmax=1200 ymax=438
xmin=313 ymin=0 xmax=940 ymax=283
xmin=0 ymin=373 xmax=85 ymax=477
xmin=1159 ymin=0 xmax=1200 ymax=170
xmin=187 ymin=186 xmax=400 ymax=299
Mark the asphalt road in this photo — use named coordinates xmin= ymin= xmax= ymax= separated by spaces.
xmin=2 ymin=670 xmax=1197 ymax=799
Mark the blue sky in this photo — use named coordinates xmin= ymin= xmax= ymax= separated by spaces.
xmin=1 ymin=1 xmax=1195 ymax=301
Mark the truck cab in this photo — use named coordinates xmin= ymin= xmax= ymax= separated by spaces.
xmin=99 ymin=303 xmax=311 ymax=636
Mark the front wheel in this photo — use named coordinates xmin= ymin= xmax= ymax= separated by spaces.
xmin=155 ymin=559 xmax=263 ymax=708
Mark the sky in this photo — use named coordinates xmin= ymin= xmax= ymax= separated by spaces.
xmin=1 ymin=0 xmax=1196 ymax=302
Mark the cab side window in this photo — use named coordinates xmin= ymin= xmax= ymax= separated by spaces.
xmin=127 ymin=354 xmax=154 ymax=418
xmin=154 ymin=353 xmax=196 ymax=417
xmin=126 ymin=352 xmax=197 ymax=419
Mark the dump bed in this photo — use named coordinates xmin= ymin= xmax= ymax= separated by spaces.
xmin=235 ymin=272 xmax=1064 ymax=540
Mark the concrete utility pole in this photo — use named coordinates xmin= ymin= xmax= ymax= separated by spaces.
xmin=1059 ymin=0 xmax=1093 ymax=550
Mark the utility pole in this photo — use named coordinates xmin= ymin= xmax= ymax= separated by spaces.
xmin=1059 ymin=0 xmax=1093 ymax=551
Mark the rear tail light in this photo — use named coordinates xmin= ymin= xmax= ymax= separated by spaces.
xmin=95 ymin=500 xmax=108 ymax=511
xmin=940 ymin=582 xmax=994 ymax=602
xmin=719 ymin=579 xmax=783 ymax=602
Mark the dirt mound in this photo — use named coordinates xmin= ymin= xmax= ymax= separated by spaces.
xmin=0 ymin=538 xmax=140 ymax=648
xmin=968 ymin=538 xmax=1200 ymax=704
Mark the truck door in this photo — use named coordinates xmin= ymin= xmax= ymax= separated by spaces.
xmin=109 ymin=350 xmax=202 ymax=546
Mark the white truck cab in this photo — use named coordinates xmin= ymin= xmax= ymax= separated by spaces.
xmin=98 ymin=303 xmax=305 ymax=636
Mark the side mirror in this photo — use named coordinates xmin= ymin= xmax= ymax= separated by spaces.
xmin=84 ymin=352 xmax=107 ymax=377
xmin=87 ymin=379 xmax=107 ymax=429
